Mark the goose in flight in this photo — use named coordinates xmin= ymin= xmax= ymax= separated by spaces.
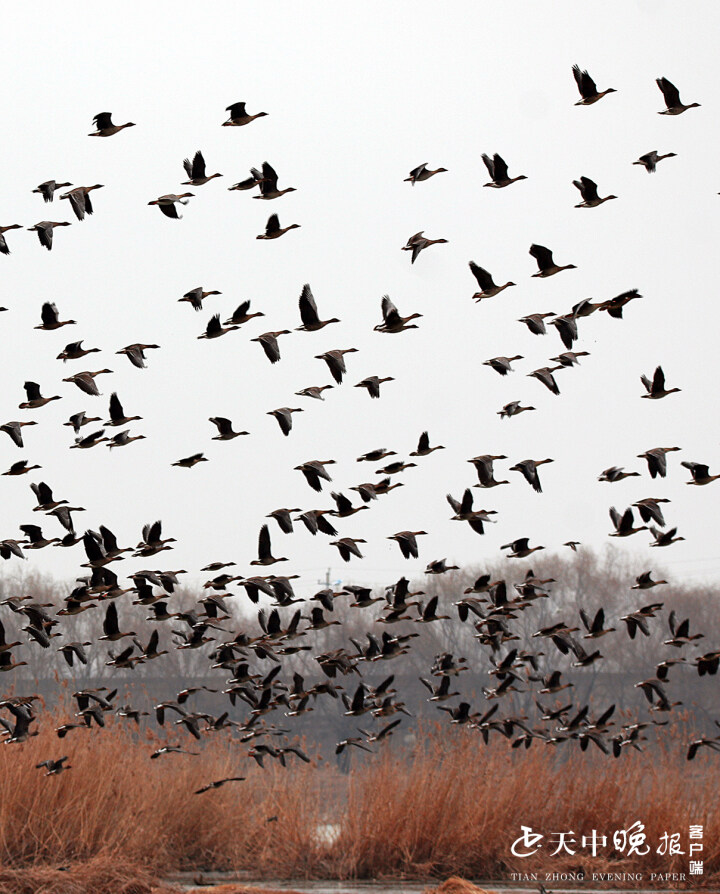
xmin=223 ymin=300 xmax=265 ymax=327
xmin=599 ymin=288 xmax=641 ymax=319
xmin=148 ymin=194 xmax=194 ymax=219
xmin=60 ymin=185 xmax=104 ymax=220
xmin=509 ymin=458 xmax=554 ymax=493
xmin=253 ymin=162 xmax=296 ymax=199
xmin=633 ymin=150 xmax=677 ymax=173
xmin=498 ymin=401 xmax=535 ymax=419
xmin=268 ymin=407 xmax=303 ymax=436
xmin=387 ymin=531 xmax=427 ymax=559
xmin=681 ymin=461 xmax=720 ymax=485
xmin=19 ymin=382 xmax=61 ymax=410
xmin=62 ymin=370 xmax=112 ymax=396
xmin=116 ymin=343 xmax=160 ymax=369
xmin=401 ymin=230 xmax=448 ymax=263
xmin=632 ymin=497 xmax=670 ymax=527
xmin=182 ymin=150 xmax=222 ymax=185
xmin=35 ymin=755 xmax=72 ymax=776
xmin=56 ymin=340 xmax=101 ymax=362
xmin=640 ymin=366 xmax=680 ymax=399
xmin=528 ymin=366 xmax=562 ymax=395
xmin=404 ymin=163 xmax=447 ymax=184
xmin=33 ymin=180 xmax=72 ymax=202
xmin=469 ymin=262 xmax=516 ymax=301
xmin=501 ymin=538 xmax=544 ymax=558
xmin=209 ymin=417 xmax=249 ymax=440
xmin=179 ymin=287 xmax=222 ymax=311
xmin=529 ymin=244 xmax=576 ymax=277
xmin=355 ymin=376 xmax=394 ymax=398
xmin=251 ymin=524 xmax=287 ymax=566
xmin=198 ymin=314 xmax=239 ymax=340
xmin=36 ymin=302 xmax=75 ymax=330
xmin=609 ymin=507 xmax=647 ymax=537
xmin=251 ymin=330 xmax=292 ymax=364
xmin=27 ymin=221 xmax=71 ymax=250
xmin=256 ymin=213 xmax=300 ymax=239
xmin=315 ymin=348 xmax=358 ymax=384
xmin=297 ymin=284 xmax=340 ymax=331
xmin=222 ymin=102 xmax=268 ymax=126
xmin=482 ymin=153 xmax=527 ymax=187
xmin=573 ymin=176 xmax=617 ymax=208
xmin=572 ymin=65 xmax=616 ymax=105
xmin=0 ymin=224 xmax=22 ymax=255
xmin=374 ymin=295 xmax=422 ymax=333
xmin=410 ymin=431 xmax=444 ymax=456
xmin=89 ymin=112 xmax=135 ymax=136
xmin=599 ymin=466 xmax=640 ymax=483
xmin=656 ymin=77 xmax=700 ymax=114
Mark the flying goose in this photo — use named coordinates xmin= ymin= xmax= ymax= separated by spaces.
xmin=681 ymin=461 xmax=720 ymax=485
xmin=251 ymin=525 xmax=287 ymax=566
xmin=656 ymin=77 xmax=700 ymax=114
xmin=640 ymin=366 xmax=680 ymax=399
xmin=633 ymin=150 xmax=677 ymax=172
xmin=27 ymin=221 xmax=71 ymax=250
xmin=573 ymin=176 xmax=617 ymax=208
xmin=33 ymin=180 xmax=72 ymax=202
xmin=267 ymin=407 xmax=303 ymax=436
xmin=89 ymin=112 xmax=135 ymax=136
xmin=572 ymin=65 xmax=616 ymax=104
xmin=182 ymin=150 xmax=222 ymax=185
xmin=253 ymin=162 xmax=296 ymax=199
xmin=482 ymin=153 xmax=527 ymax=187
xmin=148 ymin=194 xmax=194 ymax=219
xmin=484 ymin=355 xmax=523 ymax=376
xmin=256 ymin=213 xmax=300 ymax=239
xmin=222 ymin=102 xmax=268 ymax=126
xmin=401 ymin=230 xmax=448 ymax=263
xmin=251 ymin=331 xmax=292 ymax=364
xmin=315 ymin=348 xmax=358 ymax=384
xmin=468 ymin=262 xmax=516 ymax=301
xmin=374 ymin=295 xmax=422 ymax=333
xmin=529 ymin=244 xmax=576 ymax=277
xmin=0 ymin=224 xmax=22 ymax=255
xmin=60 ymin=185 xmax=104 ymax=220
xmin=297 ymin=283 xmax=340 ymax=331
xmin=179 ymin=287 xmax=222 ymax=311
xmin=404 ymin=163 xmax=447 ymax=184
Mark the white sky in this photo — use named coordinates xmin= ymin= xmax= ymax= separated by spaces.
xmin=1 ymin=1 xmax=718 ymax=597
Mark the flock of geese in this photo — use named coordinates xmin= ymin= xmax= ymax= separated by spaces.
xmin=0 ymin=69 xmax=717 ymax=789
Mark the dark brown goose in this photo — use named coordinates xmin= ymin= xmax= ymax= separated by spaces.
xmin=297 ymin=284 xmax=340 ymax=331
xmin=529 ymin=244 xmax=576 ymax=278
xmin=222 ymin=102 xmax=268 ymax=126
xmin=572 ymin=65 xmax=616 ymax=105
xmin=27 ymin=221 xmax=71 ymax=250
xmin=656 ymin=77 xmax=700 ymax=115
xmin=60 ymin=185 xmax=104 ymax=220
xmin=633 ymin=150 xmax=677 ymax=172
xmin=179 ymin=287 xmax=222 ymax=311
xmin=89 ymin=112 xmax=135 ymax=136
xmin=573 ymin=176 xmax=617 ymax=208
xmin=182 ymin=150 xmax=222 ymax=185
xmin=0 ymin=224 xmax=22 ymax=255
xmin=405 ymin=163 xmax=447 ymax=184
xmin=374 ymin=296 xmax=422 ymax=333
xmin=256 ymin=213 xmax=300 ymax=239
xmin=482 ymin=153 xmax=527 ymax=187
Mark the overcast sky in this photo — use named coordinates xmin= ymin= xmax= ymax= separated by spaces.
xmin=1 ymin=1 xmax=718 ymax=597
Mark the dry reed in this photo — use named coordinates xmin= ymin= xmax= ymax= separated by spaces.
xmin=0 ymin=705 xmax=717 ymax=885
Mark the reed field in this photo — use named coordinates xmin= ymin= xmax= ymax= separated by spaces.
xmin=0 ymin=705 xmax=717 ymax=887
